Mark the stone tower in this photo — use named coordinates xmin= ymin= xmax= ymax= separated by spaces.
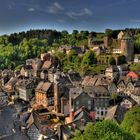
xmin=88 ymin=37 xmax=94 ymax=48
xmin=104 ymin=36 xmax=112 ymax=48
xmin=121 ymin=33 xmax=134 ymax=61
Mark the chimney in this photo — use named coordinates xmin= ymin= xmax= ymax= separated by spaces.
xmin=54 ymin=83 xmax=59 ymax=113
xmin=61 ymin=97 xmax=65 ymax=114
xmin=70 ymin=109 xmax=74 ymax=122
xmin=90 ymin=111 xmax=94 ymax=122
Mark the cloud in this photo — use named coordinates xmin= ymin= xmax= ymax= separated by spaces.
xmin=48 ymin=2 xmax=64 ymax=14
xmin=130 ymin=19 xmax=140 ymax=23
xmin=66 ymin=8 xmax=93 ymax=19
xmin=28 ymin=8 xmax=35 ymax=12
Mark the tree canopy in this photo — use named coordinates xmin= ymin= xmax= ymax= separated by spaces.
xmin=121 ymin=106 xmax=140 ymax=140
xmin=72 ymin=120 xmax=134 ymax=140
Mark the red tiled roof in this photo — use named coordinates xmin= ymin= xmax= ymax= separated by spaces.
xmin=127 ymin=71 xmax=139 ymax=78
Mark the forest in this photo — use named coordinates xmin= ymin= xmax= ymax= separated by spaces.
xmin=0 ymin=28 xmax=140 ymax=72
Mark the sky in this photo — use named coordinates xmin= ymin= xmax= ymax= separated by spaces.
xmin=0 ymin=0 xmax=140 ymax=35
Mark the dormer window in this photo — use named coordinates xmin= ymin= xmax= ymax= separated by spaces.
xmin=76 ymin=101 xmax=79 ymax=105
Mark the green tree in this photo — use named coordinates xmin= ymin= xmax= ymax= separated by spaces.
xmin=117 ymin=55 xmax=126 ymax=65
xmin=121 ymin=106 xmax=140 ymax=140
xmin=111 ymin=92 xmax=118 ymax=105
xmin=72 ymin=121 xmax=134 ymax=140
xmin=82 ymin=50 xmax=95 ymax=65
xmin=109 ymin=56 xmax=116 ymax=65
xmin=105 ymin=29 xmax=113 ymax=37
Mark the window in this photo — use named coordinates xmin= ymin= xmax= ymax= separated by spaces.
xmin=88 ymin=100 xmax=91 ymax=104
xmin=96 ymin=111 xmax=99 ymax=114
xmin=101 ymin=111 xmax=104 ymax=116
xmin=76 ymin=101 xmax=79 ymax=105
xmin=76 ymin=106 xmax=79 ymax=110
xmin=88 ymin=105 xmax=91 ymax=110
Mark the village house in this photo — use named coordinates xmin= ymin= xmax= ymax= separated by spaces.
xmin=120 ymin=97 xmax=137 ymax=109
xmin=40 ymin=70 xmax=48 ymax=81
xmin=93 ymin=86 xmax=111 ymax=120
xmin=58 ymin=46 xmax=84 ymax=55
xmin=58 ymin=107 xmax=93 ymax=140
xmin=125 ymin=81 xmax=135 ymax=96
xmin=82 ymin=74 xmax=112 ymax=87
xmin=0 ymin=75 xmax=10 ymax=87
xmin=66 ymin=70 xmax=82 ymax=87
xmin=54 ymin=82 xmax=68 ymax=115
xmin=105 ymin=65 xmax=128 ymax=80
xmin=134 ymin=54 xmax=140 ymax=63
xmin=92 ymin=45 xmax=107 ymax=56
xmin=81 ymin=74 xmax=116 ymax=96
xmin=127 ymin=71 xmax=140 ymax=81
xmin=20 ymin=65 xmax=33 ymax=78
xmin=23 ymin=109 xmax=61 ymax=140
xmin=32 ymin=58 xmax=42 ymax=70
xmin=105 ymin=66 xmax=119 ymax=79
xmin=117 ymin=78 xmax=127 ymax=97
xmin=14 ymin=70 xmax=20 ymax=77
xmin=16 ymin=79 xmax=35 ymax=101
xmin=1 ymin=69 xmax=13 ymax=77
xmin=32 ymin=58 xmax=42 ymax=77
xmin=0 ymin=69 xmax=14 ymax=86
xmin=108 ymin=82 xmax=118 ymax=95
xmin=105 ymin=105 xmax=127 ymax=123
xmin=130 ymin=84 xmax=140 ymax=105
xmin=3 ymin=77 xmax=19 ymax=94
xmin=26 ymin=59 xmax=34 ymax=66
xmin=69 ymin=86 xmax=111 ymax=121
xmin=53 ymin=71 xmax=76 ymax=115
xmin=40 ymin=54 xmax=59 ymax=83
xmin=35 ymin=82 xmax=54 ymax=108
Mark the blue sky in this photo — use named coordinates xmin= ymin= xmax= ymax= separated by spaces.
xmin=0 ymin=0 xmax=140 ymax=35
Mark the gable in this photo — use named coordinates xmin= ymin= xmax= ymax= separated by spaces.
xmin=127 ymin=82 xmax=134 ymax=89
xmin=117 ymin=80 xmax=125 ymax=87
xmin=27 ymin=124 xmax=40 ymax=140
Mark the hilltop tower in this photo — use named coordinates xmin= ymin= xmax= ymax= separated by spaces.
xmin=120 ymin=33 xmax=134 ymax=61
xmin=88 ymin=37 xmax=94 ymax=48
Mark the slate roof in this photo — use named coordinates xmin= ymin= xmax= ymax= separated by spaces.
xmin=36 ymin=82 xmax=52 ymax=93
xmin=95 ymin=85 xmax=110 ymax=96
xmin=73 ymin=107 xmax=92 ymax=122
xmin=7 ymin=77 xmax=18 ymax=85
xmin=69 ymin=87 xmax=83 ymax=99
xmin=122 ymin=97 xmax=137 ymax=106
xmin=67 ymin=71 xmax=82 ymax=85
xmin=25 ymin=109 xmax=62 ymax=137
xmin=16 ymin=79 xmax=34 ymax=88
xmin=133 ymin=87 xmax=140 ymax=96
xmin=82 ymin=75 xmax=97 ymax=86
xmin=105 ymin=105 xmax=126 ymax=123
xmin=22 ymin=65 xmax=33 ymax=70
xmin=82 ymin=74 xmax=112 ymax=87
xmin=42 ymin=61 xmax=52 ymax=69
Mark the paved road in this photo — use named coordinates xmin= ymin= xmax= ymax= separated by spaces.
xmin=0 ymin=105 xmax=30 ymax=140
